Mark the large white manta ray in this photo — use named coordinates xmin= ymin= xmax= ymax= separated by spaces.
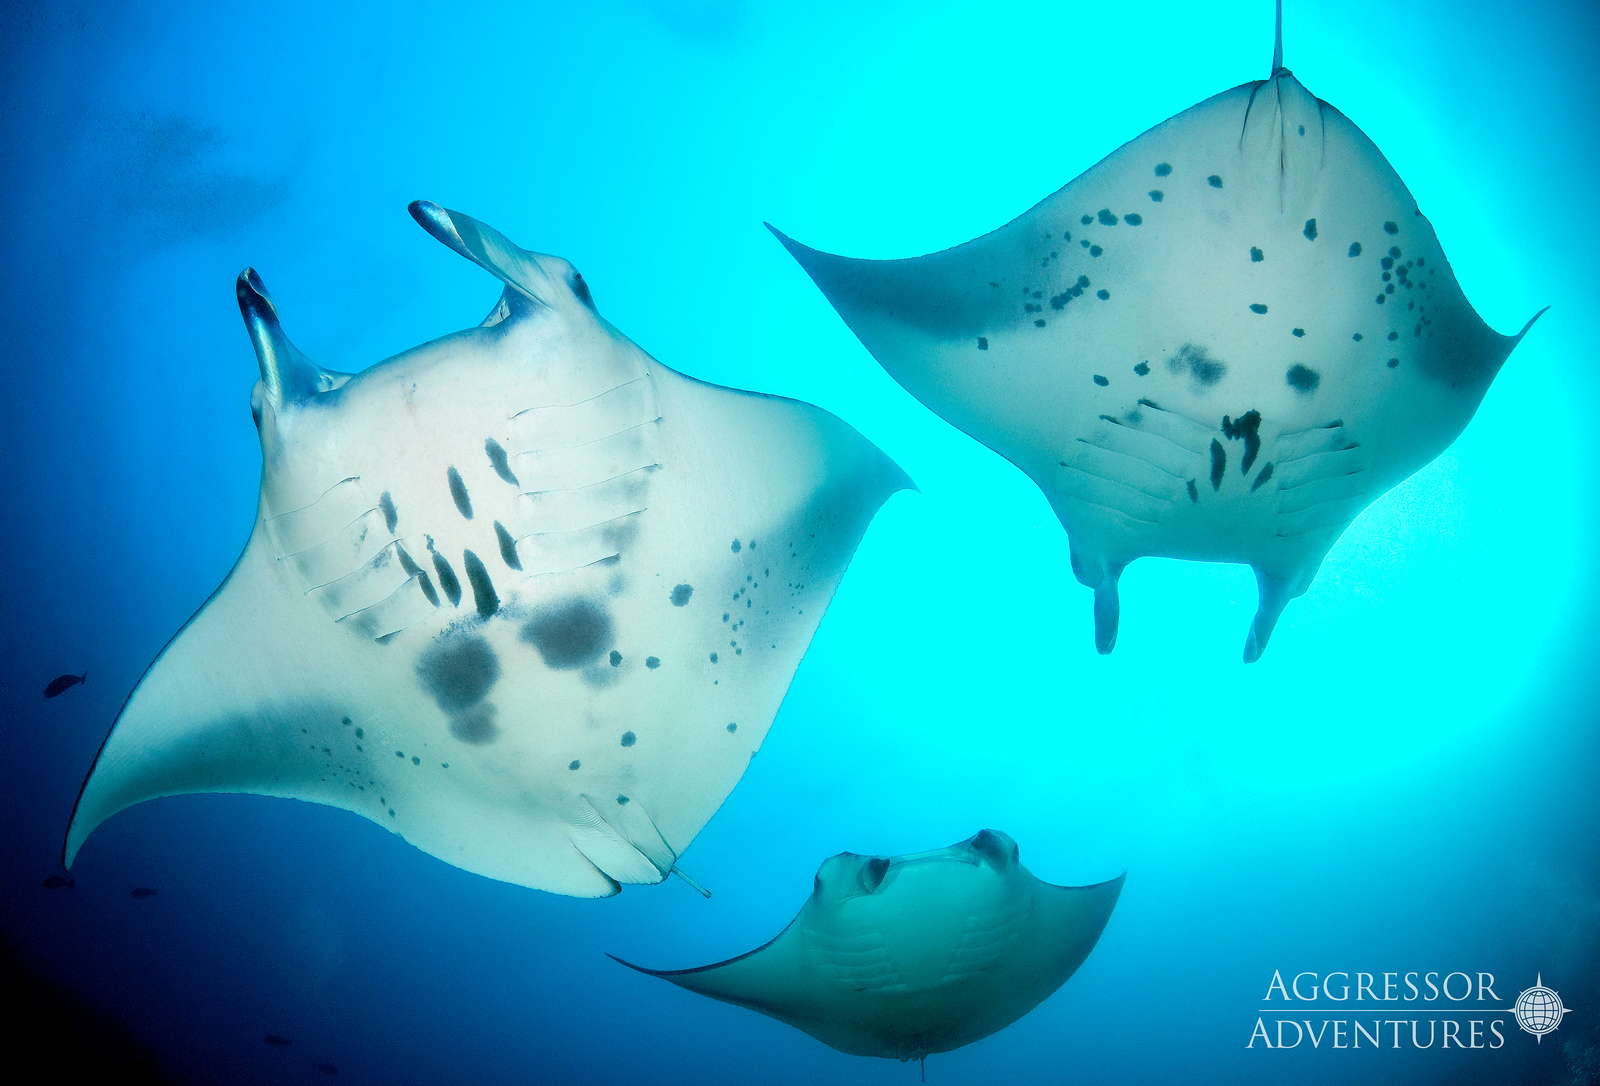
xmin=65 ymin=202 xmax=909 ymax=898
xmin=772 ymin=16 xmax=1542 ymax=661
xmin=612 ymin=830 xmax=1123 ymax=1065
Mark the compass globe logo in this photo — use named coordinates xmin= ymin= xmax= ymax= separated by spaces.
xmin=1513 ymin=975 xmax=1570 ymax=1042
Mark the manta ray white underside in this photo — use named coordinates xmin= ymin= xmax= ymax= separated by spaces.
xmin=66 ymin=202 xmax=909 ymax=897
xmin=774 ymin=32 xmax=1540 ymax=661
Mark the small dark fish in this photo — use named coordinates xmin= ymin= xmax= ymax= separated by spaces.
xmin=312 ymin=1062 xmax=338 ymax=1075
xmin=129 ymin=887 xmax=158 ymax=899
xmin=264 ymin=1035 xmax=293 ymax=1046
xmin=42 ymin=876 xmax=75 ymax=889
xmin=43 ymin=671 xmax=87 ymax=698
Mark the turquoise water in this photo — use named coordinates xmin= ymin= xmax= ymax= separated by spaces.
xmin=2 ymin=1 xmax=1595 ymax=1083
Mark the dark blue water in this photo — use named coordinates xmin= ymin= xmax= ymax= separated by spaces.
xmin=2 ymin=2 xmax=1596 ymax=1083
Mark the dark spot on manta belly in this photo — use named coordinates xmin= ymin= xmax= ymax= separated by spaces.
xmin=671 ymin=584 xmax=693 ymax=606
xmin=1125 ymin=213 xmax=1142 ymax=225
xmin=1384 ymin=221 xmax=1399 ymax=235
xmin=379 ymin=492 xmax=398 ymax=534
xmin=494 ymin=521 xmax=522 ymax=570
xmin=1250 ymin=247 xmax=1263 ymax=262
xmin=731 ymin=539 xmax=742 ymax=553
xmin=1187 ymin=479 xmax=1199 ymax=503
xmin=461 ymin=549 xmax=498 ymax=617
xmin=727 ymin=722 xmax=738 ymax=733
xmin=1221 ymin=410 xmax=1263 ymax=473
xmin=449 ymin=704 xmax=499 ymax=745
xmin=977 ymin=337 xmax=988 ymax=350
xmin=569 ymin=760 xmax=581 ymax=770
xmin=1098 ymin=209 xmax=1118 ymax=225
xmin=1250 ymin=462 xmax=1275 ymax=492
xmin=1134 ymin=361 xmax=1150 ymax=376
xmin=1170 ymin=343 xmax=1226 ymax=386
xmin=610 ymin=650 xmax=622 ymax=666
xmin=1249 ymin=303 xmax=1268 ymax=314
xmin=1149 ymin=190 xmax=1163 ymax=201
xmin=447 ymin=466 xmax=473 ymax=519
xmin=1093 ymin=374 xmax=1108 ymax=386
xmin=1210 ymin=439 xmax=1226 ymax=490
xmin=521 ymin=599 xmax=614 ymax=670
xmin=1303 ymin=219 xmax=1318 ymax=241
xmin=621 ymin=731 xmax=636 ymax=747
xmin=1349 ymin=242 xmax=1362 ymax=257
xmin=484 ymin=438 xmax=519 ymax=486
xmin=1155 ymin=163 xmax=1172 ymax=176
xmin=645 ymin=656 xmax=660 ymax=669
xmin=417 ymin=636 xmax=501 ymax=713
xmin=1286 ymin=364 xmax=1321 ymax=393
xmin=1207 ymin=175 xmax=1223 ymax=188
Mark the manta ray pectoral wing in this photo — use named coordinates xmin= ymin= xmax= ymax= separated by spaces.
xmin=1031 ymin=871 xmax=1125 ymax=977
xmin=767 ymin=225 xmax=1035 ymax=469
xmin=608 ymin=919 xmax=831 ymax=1030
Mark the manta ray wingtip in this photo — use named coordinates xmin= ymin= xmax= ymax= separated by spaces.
xmin=764 ymin=221 xmax=811 ymax=258
xmin=605 ymin=952 xmax=662 ymax=977
xmin=1516 ymin=306 xmax=1551 ymax=341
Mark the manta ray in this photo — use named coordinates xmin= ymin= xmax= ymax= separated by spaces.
xmin=65 ymin=201 xmax=908 ymax=898
xmin=612 ymin=830 xmax=1123 ymax=1068
xmin=772 ymin=5 xmax=1541 ymax=660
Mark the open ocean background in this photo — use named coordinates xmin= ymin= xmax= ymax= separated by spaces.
xmin=1 ymin=1 xmax=1596 ymax=1083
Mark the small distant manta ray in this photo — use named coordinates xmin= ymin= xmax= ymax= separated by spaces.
xmin=611 ymin=830 xmax=1122 ymax=1071
xmin=43 ymin=672 xmax=87 ymax=699
xmin=129 ymin=887 xmax=158 ymax=898
xmin=64 ymin=201 xmax=907 ymax=898
xmin=42 ymin=875 xmax=74 ymax=889
xmin=771 ymin=1 xmax=1542 ymax=661
xmin=263 ymin=1035 xmax=292 ymax=1046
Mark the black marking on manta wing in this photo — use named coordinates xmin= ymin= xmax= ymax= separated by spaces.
xmin=447 ymin=467 xmax=473 ymax=519
xmin=493 ymin=521 xmax=522 ymax=570
xmin=1210 ymin=440 xmax=1226 ymax=490
xmin=1187 ymin=479 xmax=1199 ymax=503
xmin=462 ymin=549 xmax=499 ymax=617
xmin=379 ymin=491 xmax=398 ymax=534
xmin=484 ymin=438 xmax=519 ymax=486
xmin=1250 ymin=462 xmax=1275 ymax=492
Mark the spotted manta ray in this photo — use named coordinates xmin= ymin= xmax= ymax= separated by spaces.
xmin=772 ymin=4 xmax=1541 ymax=660
xmin=65 ymin=201 xmax=908 ymax=897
